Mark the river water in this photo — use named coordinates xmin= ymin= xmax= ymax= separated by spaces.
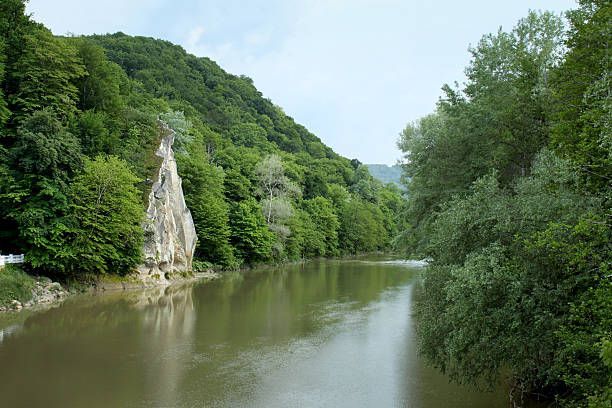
xmin=0 ymin=255 xmax=508 ymax=407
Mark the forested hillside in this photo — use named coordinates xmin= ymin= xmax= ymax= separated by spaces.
xmin=0 ymin=0 xmax=403 ymax=280
xmin=365 ymin=164 xmax=402 ymax=186
xmin=397 ymin=3 xmax=611 ymax=407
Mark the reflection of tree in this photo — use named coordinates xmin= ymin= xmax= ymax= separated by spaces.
xmin=407 ymin=284 xmax=509 ymax=408
xmin=0 ymin=259 xmax=424 ymax=407
xmin=0 ymin=282 xmax=198 ymax=408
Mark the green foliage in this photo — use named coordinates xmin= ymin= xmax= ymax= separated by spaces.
xmin=0 ymin=40 xmax=9 ymax=127
xmin=587 ymin=340 xmax=612 ymax=408
xmin=229 ymin=122 xmax=271 ymax=151
xmin=551 ymin=0 xmax=612 ymax=191
xmin=69 ymin=155 xmax=143 ymax=276
xmin=160 ymin=110 xmax=193 ymax=155
xmin=69 ymin=110 xmax=117 ymax=156
xmin=0 ymin=264 xmax=35 ymax=306
xmin=0 ymin=3 xmax=404 ymax=282
xmin=399 ymin=5 xmax=612 ymax=407
xmin=255 ymin=154 xmax=301 ymax=255
xmin=73 ymin=38 xmax=127 ymax=113
xmin=8 ymin=27 xmax=85 ymax=121
xmin=302 ymin=197 xmax=340 ymax=256
xmin=0 ymin=0 xmax=34 ymax=132
xmin=228 ymin=198 xmax=274 ymax=265
xmin=350 ymin=165 xmax=382 ymax=203
xmin=415 ymin=150 xmax=605 ymax=398
xmin=5 ymin=110 xmax=83 ymax=275
xmin=556 ymin=280 xmax=612 ymax=407
xmin=177 ymin=140 xmax=235 ymax=268
xmin=191 ymin=259 xmax=214 ymax=272
xmin=11 ymin=109 xmax=84 ymax=181
xmin=339 ymin=197 xmax=387 ymax=253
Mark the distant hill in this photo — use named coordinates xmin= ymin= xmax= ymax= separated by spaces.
xmin=366 ymin=164 xmax=402 ymax=186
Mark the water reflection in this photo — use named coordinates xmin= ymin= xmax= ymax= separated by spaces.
xmin=397 ymin=285 xmax=508 ymax=407
xmin=0 ymin=283 xmax=197 ymax=408
xmin=0 ymin=257 xmax=509 ymax=408
xmin=135 ymin=285 xmax=196 ymax=407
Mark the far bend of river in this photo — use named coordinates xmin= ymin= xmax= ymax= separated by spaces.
xmin=0 ymin=255 xmax=509 ymax=407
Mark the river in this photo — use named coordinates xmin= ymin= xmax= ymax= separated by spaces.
xmin=0 ymin=255 xmax=508 ymax=407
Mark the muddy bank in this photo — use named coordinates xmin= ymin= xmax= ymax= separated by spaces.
xmin=0 ymin=271 xmax=219 ymax=312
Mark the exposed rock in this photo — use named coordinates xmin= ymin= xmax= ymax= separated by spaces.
xmin=0 ymin=277 xmax=71 ymax=312
xmin=31 ymin=279 xmax=69 ymax=305
xmin=137 ymin=121 xmax=198 ymax=283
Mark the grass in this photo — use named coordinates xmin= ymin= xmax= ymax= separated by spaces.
xmin=0 ymin=264 xmax=36 ymax=306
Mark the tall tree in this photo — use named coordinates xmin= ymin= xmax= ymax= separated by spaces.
xmin=254 ymin=154 xmax=301 ymax=257
xmin=551 ymin=0 xmax=612 ymax=191
xmin=5 ymin=109 xmax=84 ymax=275
xmin=255 ymin=154 xmax=300 ymax=226
xmin=398 ymin=11 xmax=565 ymax=258
xmin=228 ymin=198 xmax=274 ymax=265
xmin=177 ymin=137 xmax=235 ymax=268
xmin=70 ymin=155 xmax=143 ymax=276
xmin=73 ymin=38 xmax=127 ymax=113
xmin=8 ymin=27 xmax=85 ymax=122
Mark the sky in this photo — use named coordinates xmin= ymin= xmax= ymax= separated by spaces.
xmin=27 ymin=0 xmax=577 ymax=165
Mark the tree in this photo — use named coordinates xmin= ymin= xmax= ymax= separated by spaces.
xmin=397 ymin=11 xmax=565 ymax=258
xmin=349 ymin=165 xmax=381 ymax=203
xmin=228 ymin=197 xmax=274 ymax=265
xmin=69 ymin=110 xmax=118 ymax=157
xmin=5 ymin=109 xmax=84 ymax=276
xmin=551 ymin=0 xmax=612 ymax=191
xmin=0 ymin=40 xmax=9 ymax=127
xmin=177 ymin=140 xmax=235 ymax=268
xmin=461 ymin=11 xmax=564 ymax=180
xmin=414 ymin=151 xmax=607 ymax=403
xmin=228 ymin=122 xmax=270 ymax=151
xmin=0 ymin=0 xmax=33 ymax=131
xmin=69 ymin=155 xmax=143 ymax=275
xmin=160 ymin=110 xmax=193 ymax=155
xmin=10 ymin=108 xmax=83 ymax=180
xmin=73 ymin=38 xmax=127 ymax=113
xmin=8 ymin=27 xmax=85 ymax=121
xmin=338 ymin=197 xmax=386 ymax=254
xmin=302 ymin=197 xmax=340 ymax=256
xmin=254 ymin=154 xmax=301 ymax=239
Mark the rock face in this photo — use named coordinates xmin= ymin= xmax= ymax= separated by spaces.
xmin=137 ymin=121 xmax=197 ymax=283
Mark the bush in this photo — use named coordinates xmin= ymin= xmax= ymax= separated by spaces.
xmin=0 ymin=264 xmax=35 ymax=306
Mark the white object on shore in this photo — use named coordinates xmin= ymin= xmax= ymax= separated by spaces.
xmin=0 ymin=254 xmax=25 ymax=267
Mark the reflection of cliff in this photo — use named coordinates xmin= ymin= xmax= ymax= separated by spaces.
xmin=0 ymin=282 xmax=198 ymax=408
xmin=135 ymin=284 xmax=196 ymax=407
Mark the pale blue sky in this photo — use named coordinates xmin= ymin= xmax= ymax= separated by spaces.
xmin=27 ymin=0 xmax=577 ymax=164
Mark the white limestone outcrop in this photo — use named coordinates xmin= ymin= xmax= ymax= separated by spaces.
xmin=137 ymin=121 xmax=197 ymax=283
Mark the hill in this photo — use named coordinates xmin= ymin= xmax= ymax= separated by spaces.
xmin=0 ymin=1 xmax=405 ymax=279
xmin=365 ymin=164 xmax=402 ymax=186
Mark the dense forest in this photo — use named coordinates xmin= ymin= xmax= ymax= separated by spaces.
xmin=0 ymin=0 xmax=404 ymax=282
xmin=397 ymin=2 xmax=610 ymax=407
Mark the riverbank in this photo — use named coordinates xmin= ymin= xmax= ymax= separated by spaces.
xmin=0 ymin=266 xmax=72 ymax=312
xmin=0 ymin=252 xmax=400 ymax=313
xmin=0 ymin=266 xmax=219 ymax=313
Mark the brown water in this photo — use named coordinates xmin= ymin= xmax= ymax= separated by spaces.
xmin=0 ymin=255 xmax=508 ymax=407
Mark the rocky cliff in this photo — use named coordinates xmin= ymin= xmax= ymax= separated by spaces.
xmin=137 ymin=121 xmax=197 ymax=283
